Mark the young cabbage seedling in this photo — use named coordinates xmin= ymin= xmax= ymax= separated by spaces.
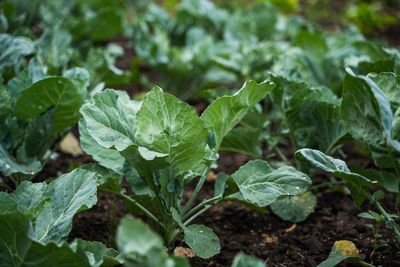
xmin=80 ymin=80 xmax=312 ymax=258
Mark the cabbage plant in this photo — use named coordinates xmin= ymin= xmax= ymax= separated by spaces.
xmin=79 ymin=80 xmax=312 ymax=258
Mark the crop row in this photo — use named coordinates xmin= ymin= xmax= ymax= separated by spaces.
xmin=0 ymin=0 xmax=399 ymax=266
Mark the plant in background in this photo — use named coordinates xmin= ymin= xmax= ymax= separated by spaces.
xmin=294 ymin=70 xmax=400 ymax=242
xmin=79 ymin=80 xmax=312 ymax=259
xmin=0 ymin=61 xmax=88 ymax=187
xmin=346 ymin=1 xmax=398 ymax=35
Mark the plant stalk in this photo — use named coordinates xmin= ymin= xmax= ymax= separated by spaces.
xmin=183 ymin=205 xmax=213 ymax=227
xmin=374 ymin=200 xmax=400 ymax=243
xmin=182 ymin=164 xmax=211 ymax=215
xmin=118 ymin=192 xmax=162 ymax=227
xmin=182 ymin=196 xmax=221 ymax=221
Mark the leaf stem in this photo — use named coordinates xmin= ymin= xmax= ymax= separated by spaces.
xmin=182 ymin=196 xmax=221 ymax=221
xmin=183 ymin=205 xmax=213 ymax=227
xmin=0 ymin=182 xmax=13 ymax=192
xmin=182 ymin=164 xmax=211 ymax=215
xmin=374 ymin=200 xmax=400 ymax=244
xmin=358 ymin=261 xmax=377 ymax=267
xmin=118 ymin=192 xmax=162 ymax=227
xmin=273 ymin=146 xmax=289 ymax=164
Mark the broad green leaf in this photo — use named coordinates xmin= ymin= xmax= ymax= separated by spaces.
xmin=220 ymin=127 xmax=262 ymax=158
xmin=214 ymin=172 xmax=229 ymax=197
xmin=368 ymin=72 xmax=400 ymax=112
xmin=269 ymin=75 xmax=340 ymax=149
xmin=342 ymin=70 xmax=393 ymax=152
xmin=35 ymin=29 xmax=73 ymax=70
xmin=80 ymin=89 xmax=134 ymax=151
xmin=271 ymin=192 xmax=317 ymax=222
xmin=317 ymin=240 xmax=363 ymax=267
xmin=70 ymin=239 xmax=121 ymax=267
xmin=17 ymin=107 xmax=56 ymax=162
xmin=79 ymin=119 xmax=126 ymax=174
xmin=11 ymin=181 xmax=48 ymax=217
xmin=299 ymin=101 xmax=347 ymax=154
xmin=116 ymin=216 xmax=189 ymax=267
xmin=135 ymin=86 xmax=208 ymax=173
xmin=0 ymin=212 xmax=91 ymax=267
xmin=201 ymin=80 xmax=275 ymax=149
xmin=231 ymin=252 xmax=266 ymax=267
xmin=231 ymin=160 xmax=311 ymax=207
xmin=184 ymin=224 xmax=220 ymax=259
xmin=295 ymin=148 xmax=374 ymax=205
xmin=33 ymin=169 xmax=98 ymax=244
xmin=0 ymin=143 xmax=41 ymax=177
xmin=64 ymin=67 xmax=91 ymax=89
xmin=0 ymin=192 xmax=17 ymax=214
xmin=5 ymin=59 xmax=46 ymax=102
xmin=117 ymin=216 xmax=163 ymax=256
xmin=0 ymin=33 xmax=34 ymax=72
xmin=14 ymin=77 xmax=86 ymax=134
xmin=352 ymin=165 xmax=399 ymax=193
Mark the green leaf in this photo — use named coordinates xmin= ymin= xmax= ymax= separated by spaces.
xmin=184 ymin=224 xmax=220 ymax=259
xmin=295 ymin=148 xmax=374 ymax=205
xmin=299 ymin=101 xmax=347 ymax=154
xmin=116 ymin=216 xmax=189 ymax=267
xmin=317 ymin=240 xmax=363 ymax=267
xmin=64 ymin=67 xmax=90 ymax=89
xmin=0 ymin=33 xmax=34 ymax=73
xmin=14 ymin=77 xmax=86 ymax=134
xmin=269 ymin=75 xmax=340 ymax=149
xmin=0 ymin=212 xmax=92 ymax=267
xmin=79 ymin=119 xmax=126 ymax=174
xmin=342 ymin=70 xmax=393 ymax=153
xmin=231 ymin=252 xmax=266 ymax=267
xmin=11 ymin=181 xmax=48 ymax=217
xmin=220 ymin=127 xmax=262 ymax=158
xmin=18 ymin=107 xmax=56 ymax=162
xmin=231 ymin=160 xmax=311 ymax=207
xmin=271 ymin=192 xmax=317 ymax=222
xmin=135 ymin=86 xmax=208 ymax=173
xmin=117 ymin=215 xmax=163 ymax=255
xmin=35 ymin=29 xmax=73 ymax=70
xmin=214 ymin=172 xmax=229 ymax=197
xmin=0 ymin=143 xmax=42 ymax=177
xmin=352 ymin=165 xmax=399 ymax=193
xmin=368 ymin=72 xmax=400 ymax=112
xmin=0 ymin=84 xmax=10 ymax=120
xmin=70 ymin=239 xmax=121 ymax=267
xmin=0 ymin=192 xmax=17 ymax=214
xmin=201 ymin=80 xmax=275 ymax=150
xmin=80 ymin=89 xmax=135 ymax=151
xmin=33 ymin=169 xmax=98 ymax=244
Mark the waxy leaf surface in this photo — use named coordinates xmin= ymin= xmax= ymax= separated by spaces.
xmin=231 ymin=160 xmax=311 ymax=207
xmin=14 ymin=77 xmax=86 ymax=134
xmin=201 ymin=80 xmax=274 ymax=149
xmin=135 ymin=86 xmax=208 ymax=173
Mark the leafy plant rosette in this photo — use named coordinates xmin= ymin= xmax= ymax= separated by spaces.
xmin=0 ymin=61 xmax=88 ymax=187
xmin=79 ymin=80 xmax=312 ymax=258
xmin=292 ymin=69 xmax=400 ymax=244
